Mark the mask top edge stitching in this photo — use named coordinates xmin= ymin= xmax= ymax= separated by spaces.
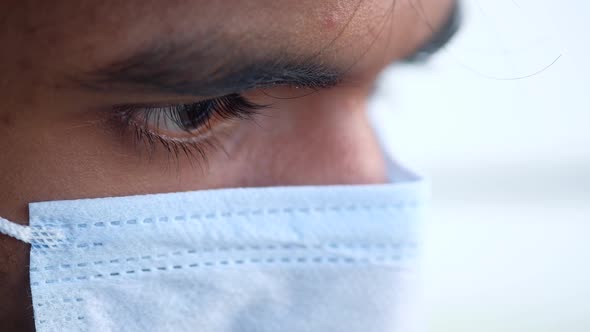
xmin=30 ymin=201 xmax=421 ymax=231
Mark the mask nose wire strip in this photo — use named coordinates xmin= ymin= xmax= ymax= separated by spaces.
xmin=0 ymin=216 xmax=32 ymax=243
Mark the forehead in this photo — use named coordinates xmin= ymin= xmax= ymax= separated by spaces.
xmin=9 ymin=1 xmax=379 ymax=56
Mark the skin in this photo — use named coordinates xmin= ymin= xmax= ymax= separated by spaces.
xmin=0 ymin=0 xmax=454 ymax=330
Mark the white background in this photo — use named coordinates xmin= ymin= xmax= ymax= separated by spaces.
xmin=370 ymin=0 xmax=590 ymax=331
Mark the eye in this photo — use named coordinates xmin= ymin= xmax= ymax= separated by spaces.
xmin=111 ymin=93 xmax=264 ymax=160
xmin=116 ymin=94 xmax=262 ymax=137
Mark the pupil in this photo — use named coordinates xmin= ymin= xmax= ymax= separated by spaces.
xmin=178 ymin=101 xmax=213 ymax=130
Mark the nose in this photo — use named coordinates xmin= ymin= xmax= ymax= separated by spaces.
xmin=233 ymin=91 xmax=389 ymax=187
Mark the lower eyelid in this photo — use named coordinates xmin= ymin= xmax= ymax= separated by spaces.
xmin=133 ymin=115 xmax=234 ymax=142
xmin=113 ymin=115 xmax=223 ymax=165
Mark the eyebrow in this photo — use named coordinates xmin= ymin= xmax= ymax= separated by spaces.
xmin=76 ymin=1 xmax=461 ymax=98
xmin=76 ymin=42 xmax=345 ymax=97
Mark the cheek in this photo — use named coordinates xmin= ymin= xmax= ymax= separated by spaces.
xmin=0 ymin=106 xmax=218 ymax=223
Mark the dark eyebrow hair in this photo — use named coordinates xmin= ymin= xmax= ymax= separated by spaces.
xmin=75 ymin=42 xmax=345 ymax=97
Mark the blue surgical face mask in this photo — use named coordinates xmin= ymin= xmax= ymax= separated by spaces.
xmin=0 ymin=161 xmax=427 ymax=332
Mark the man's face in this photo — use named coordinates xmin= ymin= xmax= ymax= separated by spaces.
xmin=0 ymin=0 xmax=455 ymax=329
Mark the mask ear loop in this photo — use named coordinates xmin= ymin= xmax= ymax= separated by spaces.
xmin=0 ymin=216 xmax=31 ymax=243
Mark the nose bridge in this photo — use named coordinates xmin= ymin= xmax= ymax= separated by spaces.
xmin=259 ymin=96 xmax=389 ymax=186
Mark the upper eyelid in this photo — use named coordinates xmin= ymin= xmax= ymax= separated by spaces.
xmin=115 ymin=94 xmax=263 ymax=130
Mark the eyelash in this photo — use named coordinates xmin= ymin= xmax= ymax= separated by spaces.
xmin=112 ymin=93 xmax=264 ymax=163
